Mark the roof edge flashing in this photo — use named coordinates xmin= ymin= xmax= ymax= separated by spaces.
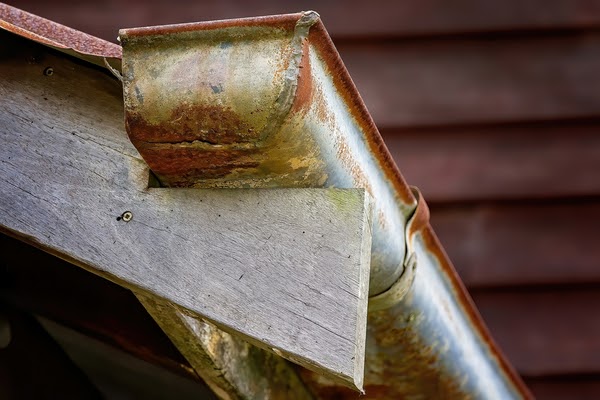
xmin=0 ymin=3 xmax=121 ymax=67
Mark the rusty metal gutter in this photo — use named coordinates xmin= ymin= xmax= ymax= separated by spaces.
xmin=118 ymin=11 xmax=412 ymax=297
xmin=0 ymin=3 xmax=532 ymax=398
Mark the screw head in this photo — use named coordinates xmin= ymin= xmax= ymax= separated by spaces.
xmin=121 ymin=211 xmax=133 ymax=222
xmin=43 ymin=67 xmax=54 ymax=76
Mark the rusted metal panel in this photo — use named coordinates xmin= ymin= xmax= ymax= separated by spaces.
xmin=0 ymin=3 xmax=120 ymax=67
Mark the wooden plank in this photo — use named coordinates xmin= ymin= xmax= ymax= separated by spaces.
xmin=382 ymin=122 xmax=600 ymax=202
xmin=337 ymin=33 xmax=600 ymax=127
xmin=429 ymin=202 xmax=600 ymax=287
xmin=3 ymin=231 xmax=310 ymax=399
xmin=472 ymin=288 xmax=600 ymax=376
xmin=5 ymin=0 xmax=600 ymax=40
xmin=2 ymin=232 xmax=306 ymax=398
xmin=0 ymin=34 xmax=372 ymax=390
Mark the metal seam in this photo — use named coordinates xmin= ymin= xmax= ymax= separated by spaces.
xmin=259 ymin=11 xmax=320 ymax=141
xmin=367 ymin=187 xmax=426 ymax=311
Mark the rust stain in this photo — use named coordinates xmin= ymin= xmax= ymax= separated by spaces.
xmin=119 ymin=13 xmax=301 ymax=41
xmin=300 ymin=305 xmax=470 ymax=399
xmin=290 ymin=39 xmax=314 ymax=114
xmin=407 ymin=187 xmax=431 ymax=238
xmin=133 ymin=143 xmax=262 ymax=186
xmin=127 ymin=103 xmax=260 ymax=145
xmin=0 ymin=3 xmax=121 ymax=59
xmin=365 ymin=308 xmax=467 ymax=399
xmin=312 ymin=83 xmax=335 ymax=130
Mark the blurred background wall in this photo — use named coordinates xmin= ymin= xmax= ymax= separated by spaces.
xmin=4 ymin=1 xmax=600 ymax=398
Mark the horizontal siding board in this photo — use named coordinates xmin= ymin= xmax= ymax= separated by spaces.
xmin=429 ymin=202 xmax=600 ymax=287
xmin=525 ymin=377 xmax=600 ymax=400
xmin=337 ymin=33 xmax=600 ymax=127
xmin=382 ymin=122 xmax=600 ymax=202
xmin=472 ymin=288 xmax=600 ymax=376
xmin=5 ymin=0 xmax=600 ymax=40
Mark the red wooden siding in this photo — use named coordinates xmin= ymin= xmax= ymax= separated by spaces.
xmin=472 ymin=288 xmax=600 ymax=376
xmin=339 ymin=34 xmax=600 ymax=128
xmin=383 ymin=121 xmax=600 ymax=202
xmin=432 ymin=201 xmax=600 ymax=287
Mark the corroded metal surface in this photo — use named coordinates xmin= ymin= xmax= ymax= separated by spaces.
xmin=0 ymin=3 xmax=121 ymax=66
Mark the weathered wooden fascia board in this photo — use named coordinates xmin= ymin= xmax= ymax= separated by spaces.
xmin=0 ymin=33 xmax=373 ymax=391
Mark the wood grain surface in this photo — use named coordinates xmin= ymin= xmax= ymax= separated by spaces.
xmin=0 ymin=233 xmax=195 ymax=378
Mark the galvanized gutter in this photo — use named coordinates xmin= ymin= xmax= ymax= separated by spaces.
xmin=0 ymin=4 xmax=532 ymax=399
